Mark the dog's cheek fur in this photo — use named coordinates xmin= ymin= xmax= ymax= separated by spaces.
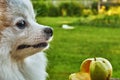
xmin=11 ymin=47 xmax=44 ymax=61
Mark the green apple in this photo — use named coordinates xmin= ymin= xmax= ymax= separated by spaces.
xmin=90 ymin=57 xmax=112 ymax=80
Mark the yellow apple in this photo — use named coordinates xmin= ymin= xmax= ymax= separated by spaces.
xmin=80 ymin=58 xmax=93 ymax=73
xmin=69 ymin=72 xmax=91 ymax=80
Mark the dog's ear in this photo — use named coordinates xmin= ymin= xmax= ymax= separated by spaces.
xmin=0 ymin=0 xmax=7 ymax=9
xmin=0 ymin=0 xmax=12 ymax=30
xmin=0 ymin=0 xmax=7 ymax=19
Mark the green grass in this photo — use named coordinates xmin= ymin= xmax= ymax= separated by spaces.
xmin=37 ymin=17 xmax=120 ymax=80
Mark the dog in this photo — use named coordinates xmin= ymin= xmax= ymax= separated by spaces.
xmin=0 ymin=0 xmax=53 ymax=80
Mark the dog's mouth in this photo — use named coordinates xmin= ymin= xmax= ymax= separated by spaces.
xmin=17 ymin=42 xmax=48 ymax=50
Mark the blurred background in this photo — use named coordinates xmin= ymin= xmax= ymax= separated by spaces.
xmin=32 ymin=0 xmax=120 ymax=80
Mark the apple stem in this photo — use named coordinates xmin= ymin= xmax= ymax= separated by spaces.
xmin=94 ymin=57 xmax=96 ymax=61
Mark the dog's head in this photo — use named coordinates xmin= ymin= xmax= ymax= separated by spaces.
xmin=0 ymin=0 xmax=53 ymax=61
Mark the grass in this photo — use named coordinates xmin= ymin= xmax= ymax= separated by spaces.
xmin=37 ymin=17 xmax=120 ymax=80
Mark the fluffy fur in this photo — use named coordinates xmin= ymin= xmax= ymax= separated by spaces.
xmin=0 ymin=0 xmax=53 ymax=80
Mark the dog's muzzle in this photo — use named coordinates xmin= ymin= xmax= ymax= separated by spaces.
xmin=17 ymin=27 xmax=53 ymax=50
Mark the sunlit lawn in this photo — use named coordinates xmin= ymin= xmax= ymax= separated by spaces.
xmin=37 ymin=17 xmax=120 ymax=80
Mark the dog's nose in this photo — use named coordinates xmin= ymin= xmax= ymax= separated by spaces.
xmin=44 ymin=28 xmax=53 ymax=36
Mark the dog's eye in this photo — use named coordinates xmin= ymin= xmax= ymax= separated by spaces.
xmin=16 ymin=20 xmax=26 ymax=29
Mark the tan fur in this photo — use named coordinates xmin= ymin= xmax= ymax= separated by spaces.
xmin=0 ymin=0 xmax=12 ymax=30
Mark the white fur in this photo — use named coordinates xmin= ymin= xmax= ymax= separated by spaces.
xmin=0 ymin=44 xmax=48 ymax=80
xmin=0 ymin=0 xmax=52 ymax=80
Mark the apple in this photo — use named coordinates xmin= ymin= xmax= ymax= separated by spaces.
xmin=69 ymin=72 xmax=91 ymax=80
xmin=69 ymin=57 xmax=112 ymax=80
xmin=80 ymin=58 xmax=93 ymax=73
xmin=90 ymin=57 xmax=112 ymax=80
